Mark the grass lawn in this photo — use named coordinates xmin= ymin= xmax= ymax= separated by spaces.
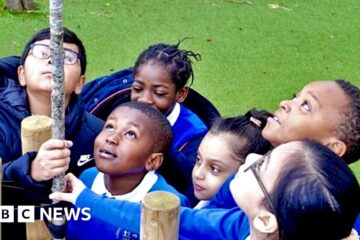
xmin=1 ymin=0 xmax=360 ymax=177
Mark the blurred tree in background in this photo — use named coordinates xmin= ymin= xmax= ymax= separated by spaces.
xmin=6 ymin=0 xmax=34 ymax=11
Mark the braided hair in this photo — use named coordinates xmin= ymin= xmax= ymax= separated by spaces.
xmin=134 ymin=41 xmax=201 ymax=90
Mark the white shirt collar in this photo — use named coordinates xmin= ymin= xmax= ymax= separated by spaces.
xmin=193 ymin=200 xmax=210 ymax=209
xmin=91 ymin=171 xmax=158 ymax=202
xmin=166 ymin=102 xmax=181 ymax=126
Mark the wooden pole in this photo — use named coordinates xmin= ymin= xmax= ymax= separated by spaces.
xmin=49 ymin=1 xmax=67 ymax=239
xmin=140 ymin=191 xmax=180 ymax=240
xmin=21 ymin=115 xmax=52 ymax=154
xmin=49 ymin=0 xmax=65 ymax=196
xmin=21 ymin=115 xmax=53 ymax=240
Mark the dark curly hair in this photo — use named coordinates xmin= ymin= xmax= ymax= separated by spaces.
xmin=115 ymin=101 xmax=172 ymax=154
xmin=334 ymin=80 xmax=360 ymax=164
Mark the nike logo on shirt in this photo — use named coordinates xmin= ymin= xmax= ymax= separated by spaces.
xmin=77 ymin=154 xmax=94 ymax=167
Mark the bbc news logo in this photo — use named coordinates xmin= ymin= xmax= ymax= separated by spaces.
xmin=0 ymin=206 xmax=91 ymax=222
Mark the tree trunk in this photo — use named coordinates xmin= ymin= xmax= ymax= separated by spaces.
xmin=5 ymin=0 xmax=34 ymax=11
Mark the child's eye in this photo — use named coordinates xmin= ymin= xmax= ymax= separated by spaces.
xmin=104 ymin=123 xmax=114 ymax=131
xmin=132 ymin=85 xmax=142 ymax=92
xmin=211 ymin=165 xmax=221 ymax=174
xmin=301 ymin=101 xmax=311 ymax=112
xmin=195 ymin=156 xmax=202 ymax=165
xmin=124 ymin=131 xmax=137 ymax=139
xmin=154 ymin=91 xmax=167 ymax=97
xmin=40 ymin=50 xmax=48 ymax=58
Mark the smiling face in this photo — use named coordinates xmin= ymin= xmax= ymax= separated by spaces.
xmin=192 ymin=133 xmax=243 ymax=200
xmin=262 ymin=81 xmax=349 ymax=147
xmin=229 ymin=142 xmax=300 ymax=218
xmin=94 ymin=106 xmax=155 ymax=176
xmin=131 ymin=62 xmax=187 ymax=115
xmin=18 ymin=39 xmax=85 ymax=105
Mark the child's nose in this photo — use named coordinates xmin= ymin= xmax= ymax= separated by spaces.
xmin=279 ymin=99 xmax=291 ymax=112
xmin=138 ymin=92 xmax=153 ymax=105
xmin=193 ymin=165 xmax=205 ymax=180
xmin=106 ymin=133 xmax=119 ymax=144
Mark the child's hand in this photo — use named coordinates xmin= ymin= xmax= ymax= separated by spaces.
xmin=31 ymin=139 xmax=73 ymax=182
xmin=49 ymin=173 xmax=86 ymax=204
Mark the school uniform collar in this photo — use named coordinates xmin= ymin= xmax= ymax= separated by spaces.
xmin=166 ymin=102 xmax=180 ymax=126
xmin=193 ymin=200 xmax=210 ymax=209
xmin=91 ymin=170 xmax=158 ymax=202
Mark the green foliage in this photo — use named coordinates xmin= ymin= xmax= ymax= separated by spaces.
xmin=1 ymin=0 xmax=360 ymax=178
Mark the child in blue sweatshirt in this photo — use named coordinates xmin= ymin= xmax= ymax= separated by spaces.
xmin=65 ymin=101 xmax=189 ymax=239
xmin=130 ymin=42 xmax=208 ymax=204
xmin=192 ymin=109 xmax=271 ymax=208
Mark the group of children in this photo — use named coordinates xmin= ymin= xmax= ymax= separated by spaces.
xmin=1 ymin=26 xmax=360 ymax=240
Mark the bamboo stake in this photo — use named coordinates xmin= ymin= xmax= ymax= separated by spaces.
xmin=21 ymin=115 xmax=52 ymax=240
xmin=140 ymin=191 xmax=180 ymax=240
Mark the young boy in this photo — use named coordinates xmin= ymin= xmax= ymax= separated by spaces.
xmin=65 ymin=101 xmax=189 ymax=239
xmin=1 ymin=27 xmax=103 ymax=187
xmin=50 ymin=79 xmax=360 ymax=239
xmin=0 ymin=27 xmax=103 ymax=238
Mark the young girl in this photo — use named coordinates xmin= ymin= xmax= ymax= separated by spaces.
xmin=230 ymin=140 xmax=360 ymax=240
xmin=192 ymin=109 xmax=272 ymax=208
xmin=130 ymin=42 xmax=208 ymax=201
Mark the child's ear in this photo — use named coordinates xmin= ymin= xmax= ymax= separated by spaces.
xmin=253 ymin=210 xmax=278 ymax=235
xmin=18 ymin=65 xmax=26 ymax=87
xmin=74 ymin=75 xmax=86 ymax=95
xmin=145 ymin=153 xmax=164 ymax=171
xmin=325 ymin=138 xmax=347 ymax=158
xmin=175 ymin=86 xmax=189 ymax=103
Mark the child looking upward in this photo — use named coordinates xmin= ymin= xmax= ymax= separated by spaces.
xmin=209 ymin=79 xmax=360 ymax=209
xmin=193 ymin=110 xmax=272 ymax=208
xmin=65 ymin=101 xmax=189 ymax=239
xmin=230 ymin=140 xmax=360 ymax=240
xmin=0 ymin=27 xmax=104 ymax=239
xmin=131 ymin=42 xmax=208 ymax=202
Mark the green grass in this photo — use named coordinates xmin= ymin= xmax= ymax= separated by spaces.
xmin=1 ymin=0 xmax=360 ymax=178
